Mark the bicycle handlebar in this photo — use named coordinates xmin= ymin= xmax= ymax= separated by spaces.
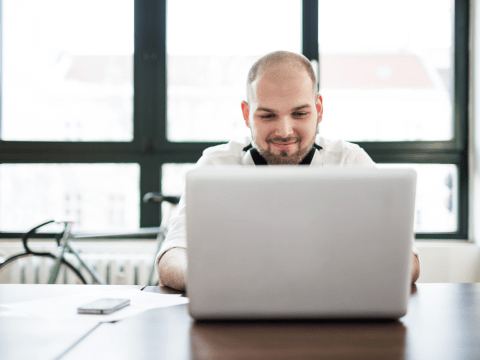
xmin=143 ymin=192 xmax=181 ymax=205
xmin=22 ymin=220 xmax=67 ymax=255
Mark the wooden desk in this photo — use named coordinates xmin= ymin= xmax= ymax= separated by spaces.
xmin=63 ymin=283 xmax=480 ymax=360
xmin=2 ymin=284 xmax=480 ymax=359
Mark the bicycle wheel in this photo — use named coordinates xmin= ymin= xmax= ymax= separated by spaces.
xmin=0 ymin=253 xmax=87 ymax=284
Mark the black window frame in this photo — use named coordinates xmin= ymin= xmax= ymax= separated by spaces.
xmin=0 ymin=0 xmax=469 ymax=240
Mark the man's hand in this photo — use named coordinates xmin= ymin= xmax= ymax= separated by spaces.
xmin=411 ymin=253 xmax=420 ymax=284
xmin=158 ymin=248 xmax=187 ymax=291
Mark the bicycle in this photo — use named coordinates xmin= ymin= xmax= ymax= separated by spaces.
xmin=0 ymin=193 xmax=180 ymax=285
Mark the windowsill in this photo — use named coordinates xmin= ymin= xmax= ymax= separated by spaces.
xmin=415 ymin=239 xmax=477 ymax=247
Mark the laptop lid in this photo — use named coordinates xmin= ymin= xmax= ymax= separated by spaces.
xmin=186 ymin=166 xmax=416 ymax=320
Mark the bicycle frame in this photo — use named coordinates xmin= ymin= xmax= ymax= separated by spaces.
xmin=49 ymin=222 xmax=106 ymax=285
xmin=49 ymin=225 xmax=169 ymax=285
xmin=6 ymin=193 xmax=178 ymax=285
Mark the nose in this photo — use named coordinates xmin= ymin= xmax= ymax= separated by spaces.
xmin=275 ymin=117 xmax=294 ymax=138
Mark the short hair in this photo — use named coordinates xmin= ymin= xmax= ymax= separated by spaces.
xmin=246 ymin=51 xmax=317 ymax=102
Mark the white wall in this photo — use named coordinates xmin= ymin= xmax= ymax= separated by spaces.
xmin=433 ymin=0 xmax=480 ymax=282
xmin=416 ymin=242 xmax=480 ymax=282
xmin=405 ymin=0 xmax=480 ymax=283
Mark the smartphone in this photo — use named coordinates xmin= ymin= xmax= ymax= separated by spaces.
xmin=77 ymin=298 xmax=130 ymax=315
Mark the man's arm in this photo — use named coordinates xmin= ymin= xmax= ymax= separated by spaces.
xmin=158 ymin=247 xmax=187 ymax=291
xmin=411 ymin=253 xmax=420 ymax=284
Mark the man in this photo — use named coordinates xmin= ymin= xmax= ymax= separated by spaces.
xmin=157 ymin=51 xmax=420 ymax=291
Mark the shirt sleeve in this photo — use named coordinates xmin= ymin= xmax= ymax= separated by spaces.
xmin=412 ymin=237 xmax=419 ymax=257
xmin=154 ymin=193 xmax=188 ymax=270
xmin=155 ymin=154 xmax=215 ymax=269
xmin=352 ymin=148 xmax=376 ymax=167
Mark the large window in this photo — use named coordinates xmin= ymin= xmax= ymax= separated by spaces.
xmin=166 ymin=0 xmax=302 ymax=142
xmin=318 ymin=0 xmax=453 ymax=142
xmin=2 ymin=0 xmax=134 ymax=141
xmin=0 ymin=0 xmax=469 ymax=239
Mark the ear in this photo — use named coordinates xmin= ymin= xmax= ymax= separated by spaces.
xmin=315 ymin=94 xmax=323 ymax=124
xmin=241 ymin=101 xmax=250 ymax=128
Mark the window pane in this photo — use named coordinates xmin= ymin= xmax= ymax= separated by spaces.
xmin=0 ymin=164 xmax=139 ymax=232
xmin=161 ymin=163 xmax=195 ymax=226
xmin=161 ymin=163 xmax=196 ymax=196
xmin=318 ymin=0 xmax=453 ymax=141
xmin=378 ymin=164 xmax=457 ymax=233
xmin=166 ymin=0 xmax=302 ymax=142
xmin=1 ymin=0 xmax=134 ymax=141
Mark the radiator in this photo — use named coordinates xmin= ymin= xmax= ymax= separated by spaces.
xmin=1 ymin=253 xmax=156 ymax=285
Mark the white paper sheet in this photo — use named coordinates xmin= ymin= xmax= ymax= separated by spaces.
xmin=1 ymin=289 xmax=189 ymax=323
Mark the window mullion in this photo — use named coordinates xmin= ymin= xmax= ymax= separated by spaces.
xmin=135 ymin=0 xmax=167 ymax=228
xmin=302 ymin=0 xmax=319 ymax=63
xmin=453 ymin=0 xmax=469 ymax=150
xmin=140 ymin=158 xmax=161 ymax=228
xmin=135 ymin=0 xmax=162 ymax=154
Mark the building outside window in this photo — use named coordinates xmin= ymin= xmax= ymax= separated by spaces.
xmin=0 ymin=0 xmax=468 ymax=239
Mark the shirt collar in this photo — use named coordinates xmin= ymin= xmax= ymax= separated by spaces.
xmin=242 ymin=143 xmax=322 ymax=166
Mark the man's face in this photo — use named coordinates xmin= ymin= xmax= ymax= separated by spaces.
xmin=241 ymin=65 xmax=323 ymax=165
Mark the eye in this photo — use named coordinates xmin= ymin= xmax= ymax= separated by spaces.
xmin=293 ymin=112 xmax=308 ymax=118
xmin=259 ymin=114 xmax=276 ymax=120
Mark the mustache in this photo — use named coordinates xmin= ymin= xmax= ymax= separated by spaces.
xmin=267 ymin=136 xmax=300 ymax=143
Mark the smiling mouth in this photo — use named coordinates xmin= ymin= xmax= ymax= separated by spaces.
xmin=271 ymin=141 xmax=297 ymax=149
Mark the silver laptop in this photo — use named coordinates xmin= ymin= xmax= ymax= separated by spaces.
xmin=186 ymin=166 xmax=416 ymax=320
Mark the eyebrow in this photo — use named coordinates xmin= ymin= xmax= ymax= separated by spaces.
xmin=292 ymin=104 xmax=311 ymax=111
xmin=255 ymin=104 xmax=312 ymax=113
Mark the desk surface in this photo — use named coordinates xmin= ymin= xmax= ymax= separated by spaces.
xmin=2 ymin=283 xmax=480 ymax=360
xmin=0 ymin=285 xmax=145 ymax=360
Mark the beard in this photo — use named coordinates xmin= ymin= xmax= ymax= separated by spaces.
xmin=254 ymin=134 xmax=316 ymax=165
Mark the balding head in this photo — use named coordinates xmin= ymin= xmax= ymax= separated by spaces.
xmin=240 ymin=51 xmax=323 ymax=165
xmin=246 ymin=51 xmax=317 ymax=103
